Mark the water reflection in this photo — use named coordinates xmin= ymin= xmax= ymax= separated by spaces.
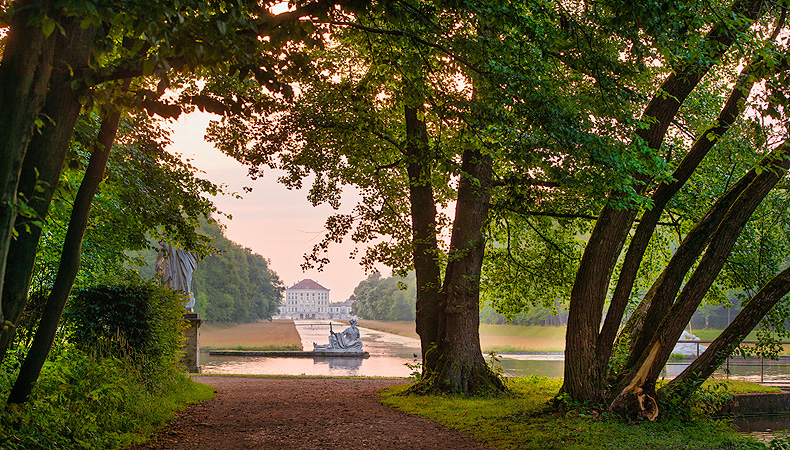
xmin=200 ymin=321 xmax=790 ymax=383
xmin=200 ymin=321 xmax=420 ymax=377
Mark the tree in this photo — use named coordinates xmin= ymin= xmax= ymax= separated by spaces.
xmin=547 ymin=0 xmax=790 ymax=418
xmin=351 ymin=272 xmax=417 ymax=321
xmin=191 ymin=220 xmax=284 ymax=322
xmin=205 ymin=0 xmax=648 ymax=393
xmin=1 ymin=0 xmax=365 ymax=403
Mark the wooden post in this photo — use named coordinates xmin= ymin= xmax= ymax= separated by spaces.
xmin=182 ymin=312 xmax=202 ymax=373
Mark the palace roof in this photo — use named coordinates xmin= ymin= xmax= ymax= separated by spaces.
xmin=288 ymin=279 xmax=329 ymax=291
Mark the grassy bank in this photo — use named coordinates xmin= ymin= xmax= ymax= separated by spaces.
xmin=358 ymin=320 xmax=567 ymax=352
xmin=1 ymin=357 xmax=215 ymax=449
xmin=200 ymin=320 xmax=302 ymax=350
xmin=380 ymin=376 xmax=770 ymax=450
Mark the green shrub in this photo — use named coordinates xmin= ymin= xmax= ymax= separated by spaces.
xmin=65 ymin=281 xmax=187 ymax=384
xmin=0 ymin=346 xmax=214 ymax=449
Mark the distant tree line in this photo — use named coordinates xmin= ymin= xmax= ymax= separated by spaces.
xmin=139 ymin=220 xmax=284 ymax=322
xmin=351 ymin=272 xmax=416 ymax=322
xmin=191 ymin=221 xmax=284 ymax=322
xmin=479 ymin=304 xmax=568 ymax=327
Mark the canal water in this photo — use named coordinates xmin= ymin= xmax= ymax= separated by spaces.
xmin=200 ymin=321 xmax=421 ymax=377
xmin=199 ymin=321 xmax=790 ymax=439
xmin=200 ymin=321 xmax=790 ymax=382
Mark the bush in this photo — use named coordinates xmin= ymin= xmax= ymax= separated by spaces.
xmin=65 ymin=281 xmax=187 ymax=384
xmin=0 ymin=346 xmax=214 ymax=449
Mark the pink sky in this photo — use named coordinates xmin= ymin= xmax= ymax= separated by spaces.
xmin=167 ymin=111 xmax=376 ymax=302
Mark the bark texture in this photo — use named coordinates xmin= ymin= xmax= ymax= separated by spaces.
xmin=0 ymin=0 xmax=58 ymax=324
xmin=7 ymin=106 xmax=123 ymax=405
xmin=0 ymin=19 xmax=96 ymax=363
xmin=427 ymin=147 xmax=503 ymax=393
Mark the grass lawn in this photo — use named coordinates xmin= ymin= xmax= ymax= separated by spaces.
xmin=200 ymin=320 xmax=302 ymax=350
xmin=358 ymin=320 xmax=567 ymax=352
xmin=380 ymin=377 xmax=770 ymax=450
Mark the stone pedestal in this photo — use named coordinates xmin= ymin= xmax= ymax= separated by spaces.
xmin=181 ymin=312 xmax=202 ymax=373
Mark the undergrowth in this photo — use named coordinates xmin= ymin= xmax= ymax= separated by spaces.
xmin=381 ymin=375 xmax=772 ymax=450
xmin=0 ymin=345 xmax=214 ymax=449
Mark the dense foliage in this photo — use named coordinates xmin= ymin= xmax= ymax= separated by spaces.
xmin=351 ymin=272 xmax=417 ymax=321
xmin=191 ymin=220 xmax=284 ymax=322
xmin=0 ymin=281 xmax=212 ymax=449
xmin=65 ymin=282 xmax=188 ymax=381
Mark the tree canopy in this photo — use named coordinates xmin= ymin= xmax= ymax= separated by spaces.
xmin=351 ymin=272 xmax=417 ymax=321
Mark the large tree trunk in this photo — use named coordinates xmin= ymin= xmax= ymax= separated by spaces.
xmin=561 ymin=0 xmax=767 ymax=403
xmin=602 ymin=55 xmax=764 ymax=371
xmin=609 ymin=144 xmax=790 ymax=416
xmin=426 ymin=147 xmax=503 ymax=393
xmin=610 ymin=13 xmax=786 ymax=362
xmin=404 ymin=103 xmax=443 ymax=368
xmin=0 ymin=19 xmax=96 ymax=363
xmin=664 ymin=265 xmax=790 ymax=395
xmin=7 ymin=105 xmax=123 ymax=405
xmin=0 ymin=0 xmax=59 ymax=322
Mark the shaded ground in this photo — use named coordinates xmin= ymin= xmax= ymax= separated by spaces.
xmin=130 ymin=376 xmax=492 ymax=450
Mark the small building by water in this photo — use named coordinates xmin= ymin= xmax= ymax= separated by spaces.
xmin=275 ymin=279 xmax=353 ymax=320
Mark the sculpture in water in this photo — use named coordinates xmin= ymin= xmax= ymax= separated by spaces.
xmin=156 ymin=241 xmax=199 ymax=311
xmin=314 ymin=319 xmax=363 ymax=352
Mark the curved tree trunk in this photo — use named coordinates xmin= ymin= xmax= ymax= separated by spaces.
xmin=0 ymin=19 xmax=96 ymax=363
xmin=7 ymin=104 xmax=123 ymax=405
xmin=609 ymin=144 xmax=790 ymax=416
xmin=561 ymin=0 xmax=767 ymax=403
xmin=603 ymin=54 xmax=764 ymax=370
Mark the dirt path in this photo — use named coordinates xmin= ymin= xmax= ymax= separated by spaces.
xmin=131 ymin=376 xmax=492 ymax=450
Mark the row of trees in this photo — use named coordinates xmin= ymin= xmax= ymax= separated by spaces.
xmin=0 ymin=0 xmax=341 ymax=407
xmin=5 ymin=0 xmax=790 ymax=422
xmin=203 ymin=0 xmax=790 ymax=419
xmin=350 ymin=272 xmax=417 ymax=321
xmin=190 ymin=221 xmax=284 ymax=322
xmin=137 ymin=220 xmax=285 ymax=323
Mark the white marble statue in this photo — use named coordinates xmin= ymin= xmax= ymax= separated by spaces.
xmin=672 ymin=330 xmax=708 ymax=357
xmin=313 ymin=319 xmax=363 ymax=352
xmin=156 ymin=241 xmax=199 ymax=311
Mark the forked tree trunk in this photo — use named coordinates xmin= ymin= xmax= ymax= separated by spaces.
xmin=0 ymin=19 xmax=96 ymax=363
xmin=7 ymin=104 xmax=123 ymax=405
xmin=603 ymin=54 xmax=763 ymax=371
xmin=609 ymin=145 xmax=790 ymax=415
xmin=561 ymin=0 xmax=767 ymax=403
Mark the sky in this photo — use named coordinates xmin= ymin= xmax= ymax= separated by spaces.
xmin=167 ymin=111 xmax=377 ymax=302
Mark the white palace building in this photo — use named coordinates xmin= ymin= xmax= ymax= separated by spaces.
xmin=275 ymin=279 xmax=353 ymax=320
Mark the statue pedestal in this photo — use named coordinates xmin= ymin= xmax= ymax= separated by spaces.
xmin=181 ymin=312 xmax=202 ymax=373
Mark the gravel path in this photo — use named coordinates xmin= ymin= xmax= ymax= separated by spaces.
xmin=130 ymin=376 xmax=492 ymax=450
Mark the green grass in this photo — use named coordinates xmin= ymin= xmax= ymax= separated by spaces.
xmin=201 ymin=344 xmax=301 ymax=351
xmin=118 ymin=378 xmax=216 ymax=446
xmin=380 ymin=376 xmax=766 ymax=450
xmin=702 ymin=379 xmax=781 ymax=394
xmin=692 ymin=329 xmax=760 ymax=341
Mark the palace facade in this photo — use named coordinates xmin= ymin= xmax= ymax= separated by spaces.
xmin=276 ymin=279 xmax=353 ymax=320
